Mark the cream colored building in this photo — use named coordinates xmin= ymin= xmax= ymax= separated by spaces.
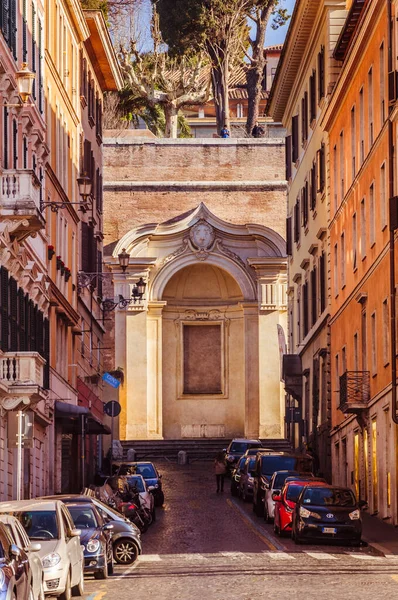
xmin=105 ymin=203 xmax=287 ymax=441
xmin=267 ymin=0 xmax=347 ymax=478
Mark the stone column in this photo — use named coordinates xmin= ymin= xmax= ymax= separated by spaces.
xmin=125 ymin=310 xmax=148 ymax=439
xmin=147 ymin=301 xmax=167 ymax=439
xmin=241 ymin=302 xmax=260 ymax=438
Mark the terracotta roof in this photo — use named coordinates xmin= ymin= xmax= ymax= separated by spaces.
xmin=264 ymin=44 xmax=284 ymax=52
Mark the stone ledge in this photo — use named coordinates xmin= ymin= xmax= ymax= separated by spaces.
xmin=104 ymin=180 xmax=287 ymax=191
xmin=103 ymin=137 xmax=285 ymax=147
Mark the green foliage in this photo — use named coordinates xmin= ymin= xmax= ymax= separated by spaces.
xmin=80 ymin=0 xmax=109 ymax=19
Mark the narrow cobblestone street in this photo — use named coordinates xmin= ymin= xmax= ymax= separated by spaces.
xmin=82 ymin=461 xmax=398 ymax=600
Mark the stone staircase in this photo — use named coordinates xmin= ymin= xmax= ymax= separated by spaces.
xmin=120 ymin=438 xmax=293 ymax=462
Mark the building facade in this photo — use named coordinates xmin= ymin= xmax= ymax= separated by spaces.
xmin=325 ymin=0 xmax=396 ymax=522
xmin=0 ymin=1 xmax=120 ymax=499
xmin=267 ymin=0 xmax=347 ymax=480
xmin=103 ymin=136 xmax=288 ymax=442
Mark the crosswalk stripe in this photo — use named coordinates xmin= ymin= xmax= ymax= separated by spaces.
xmin=305 ymin=552 xmax=337 ymax=560
xmin=265 ymin=552 xmax=295 ymax=560
xmin=138 ymin=554 xmax=162 ymax=562
xmin=349 ymin=554 xmax=383 ymax=560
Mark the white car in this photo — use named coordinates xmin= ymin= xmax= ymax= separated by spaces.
xmin=264 ymin=470 xmax=300 ymax=523
xmin=0 ymin=514 xmax=44 ymax=600
xmin=127 ymin=475 xmax=155 ymax=516
xmin=0 ymin=499 xmax=84 ymax=600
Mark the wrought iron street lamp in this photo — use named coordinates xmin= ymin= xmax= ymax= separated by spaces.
xmin=3 ymin=63 xmax=35 ymax=107
xmin=101 ymin=277 xmax=147 ymax=314
xmin=40 ymin=174 xmax=92 ymax=212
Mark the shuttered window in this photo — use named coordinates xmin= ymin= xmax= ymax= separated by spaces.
xmin=81 ymin=222 xmax=97 ymax=278
xmin=301 ymin=91 xmax=308 ymax=144
xmin=294 ymin=200 xmax=300 ymax=244
xmin=0 ymin=267 xmax=9 ymax=351
xmin=12 ymin=119 xmax=18 ymax=169
xmin=286 ymin=217 xmax=292 ymax=256
xmin=310 ymin=70 xmax=316 ymax=121
xmin=303 ymin=282 xmax=309 ymax=337
xmin=317 ymin=144 xmax=325 ymax=193
xmin=311 ymin=267 xmax=317 ymax=327
xmin=3 ymin=107 xmax=8 ymax=169
xmin=320 ymin=252 xmax=326 ymax=313
xmin=301 ymin=183 xmax=309 ymax=228
xmin=318 ymin=46 xmax=325 ymax=101
xmin=22 ymin=0 xmax=27 ymax=60
xmin=310 ymin=162 xmax=317 ymax=210
xmin=285 ymin=135 xmax=292 ymax=180
xmin=292 ymin=115 xmax=299 ymax=163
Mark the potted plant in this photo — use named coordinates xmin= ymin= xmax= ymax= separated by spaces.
xmin=107 ymin=367 xmax=124 ymax=385
xmin=48 ymin=245 xmax=55 ymax=260
xmin=64 ymin=267 xmax=71 ymax=282
xmin=56 ymin=255 xmax=62 ymax=270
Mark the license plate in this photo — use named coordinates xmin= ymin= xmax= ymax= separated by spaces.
xmin=322 ymin=527 xmax=337 ymax=534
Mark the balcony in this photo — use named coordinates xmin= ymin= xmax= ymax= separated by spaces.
xmin=339 ymin=371 xmax=370 ymax=414
xmin=0 ymin=351 xmax=47 ymax=407
xmin=0 ymin=170 xmax=45 ymax=240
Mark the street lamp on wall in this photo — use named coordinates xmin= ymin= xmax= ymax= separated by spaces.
xmin=101 ymin=277 xmax=147 ymax=314
xmin=39 ymin=174 xmax=92 ymax=212
xmin=3 ymin=63 xmax=35 ymax=107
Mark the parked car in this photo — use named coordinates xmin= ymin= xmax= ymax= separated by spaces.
xmin=0 ymin=514 xmax=44 ymax=600
xmin=273 ymin=480 xmax=327 ymax=537
xmin=252 ymin=453 xmax=314 ymax=517
xmin=241 ymin=448 xmax=274 ymax=458
xmin=238 ymin=457 xmax=257 ymax=502
xmin=230 ymin=457 xmax=247 ymax=497
xmin=116 ymin=462 xmax=164 ymax=506
xmin=224 ymin=439 xmax=263 ymax=473
xmin=263 ymin=470 xmax=300 ymax=522
xmin=291 ymin=485 xmax=366 ymax=545
xmin=126 ymin=475 xmax=155 ymax=518
xmin=43 ymin=496 xmax=142 ymax=566
xmin=65 ymin=503 xmax=113 ymax=580
xmin=0 ymin=520 xmax=32 ymax=600
xmin=0 ymin=499 xmax=84 ymax=599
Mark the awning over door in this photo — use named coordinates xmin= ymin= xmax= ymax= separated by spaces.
xmin=55 ymin=401 xmax=111 ymax=435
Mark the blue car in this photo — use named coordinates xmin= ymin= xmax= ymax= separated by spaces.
xmin=117 ymin=462 xmax=164 ymax=506
xmin=66 ymin=503 xmax=114 ymax=579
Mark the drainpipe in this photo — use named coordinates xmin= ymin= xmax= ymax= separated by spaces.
xmin=388 ymin=0 xmax=398 ymax=425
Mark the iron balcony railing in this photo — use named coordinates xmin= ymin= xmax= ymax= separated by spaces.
xmin=339 ymin=370 xmax=370 ymax=413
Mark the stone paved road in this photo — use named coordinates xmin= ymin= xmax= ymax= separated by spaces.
xmin=82 ymin=461 xmax=398 ymax=600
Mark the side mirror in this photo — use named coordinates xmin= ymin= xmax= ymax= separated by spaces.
xmin=10 ymin=544 xmax=21 ymax=558
xmin=358 ymin=500 xmax=368 ymax=510
xmin=28 ymin=543 xmax=41 ymax=553
xmin=272 ymin=494 xmax=282 ymax=502
xmin=222 ymin=449 xmax=227 ymax=453
xmin=103 ymin=523 xmax=113 ymax=531
xmin=69 ymin=528 xmax=81 ymax=537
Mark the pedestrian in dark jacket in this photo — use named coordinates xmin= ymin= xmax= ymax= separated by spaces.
xmin=252 ymin=122 xmax=265 ymax=138
xmin=214 ymin=452 xmax=227 ymax=493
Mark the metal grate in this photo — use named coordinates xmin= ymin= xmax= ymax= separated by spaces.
xmin=339 ymin=371 xmax=370 ymax=412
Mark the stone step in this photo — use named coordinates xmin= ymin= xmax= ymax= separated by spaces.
xmin=119 ymin=438 xmax=292 ymax=461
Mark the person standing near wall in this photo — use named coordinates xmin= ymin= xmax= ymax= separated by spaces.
xmin=214 ymin=452 xmax=227 ymax=493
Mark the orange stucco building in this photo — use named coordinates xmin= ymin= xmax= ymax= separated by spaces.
xmin=325 ymin=0 xmax=395 ymax=520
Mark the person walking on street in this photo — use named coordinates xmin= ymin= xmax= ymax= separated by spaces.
xmin=220 ymin=124 xmax=230 ymax=138
xmin=214 ymin=452 xmax=227 ymax=493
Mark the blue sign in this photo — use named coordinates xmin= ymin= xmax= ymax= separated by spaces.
xmin=102 ymin=372 xmax=121 ymax=388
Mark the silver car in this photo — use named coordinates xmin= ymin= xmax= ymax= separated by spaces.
xmin=0 ymin=500 xmax=84 ymax=600
xmin=0 ymin=514 xmax=44 ymax=600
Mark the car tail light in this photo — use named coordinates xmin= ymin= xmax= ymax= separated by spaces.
xmin=128 ymin=504 xmax=137 ymax=510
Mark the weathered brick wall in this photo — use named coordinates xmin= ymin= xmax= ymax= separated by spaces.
xmin=103 ymin=137 xmax=287 ymax=254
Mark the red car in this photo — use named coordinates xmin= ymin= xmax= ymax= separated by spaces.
xmin=273 ymin=480 xmax=327 ymax=536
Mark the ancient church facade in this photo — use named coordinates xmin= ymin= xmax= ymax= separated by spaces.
xmin=103 ymin=134 xmax=287 ymax=441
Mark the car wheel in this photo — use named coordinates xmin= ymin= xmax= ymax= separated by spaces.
xmin=94 ymin=561 xmax=108 ymax=580
xmin=155 ymin=492 xmax=164 ymax=507
xmin=71 ymin=565 xmax=84 ymax=597
xmin=113 ymin=539 xmax=139 ymax=565
xmin=59 ymin=571 xmax=72 ymax=600
xmin=274 ymin=522 xmax=280 ymax=536
xmin=242 ymin=488 xmax=247 ymax=503
xmin=231 ymin=484 xmax=237 ymax=497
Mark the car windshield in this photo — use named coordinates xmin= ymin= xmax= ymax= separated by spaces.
xmin=127 ymin=476 xmax=145 ymax=492
xmin=302 ymin=488 xmax=356 ymax=507
xmin=261 ymin=457 xmax=297 ymax=476
xmin=135 ymin=464 xmax=156 ymax=478
xmin=16 ymin=510 xmax=59 ymax=540
xmin=274 ymin=472 xmax=298 ymax=488
xmin=67 ymin=506 xmax=98 ymax=529
xmin=94 ymin=502 xmax=123 ymax=521
xmin=248 ymin=457 xmax=256 ymax=470
xmin=286 ymin=484 xmax=305 ymax=502
xmin=229 ymin=442 xmax=249 ymax=453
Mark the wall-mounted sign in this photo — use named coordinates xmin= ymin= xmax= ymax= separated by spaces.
xmin=102 ymin=372 xmax=121 ymax=388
